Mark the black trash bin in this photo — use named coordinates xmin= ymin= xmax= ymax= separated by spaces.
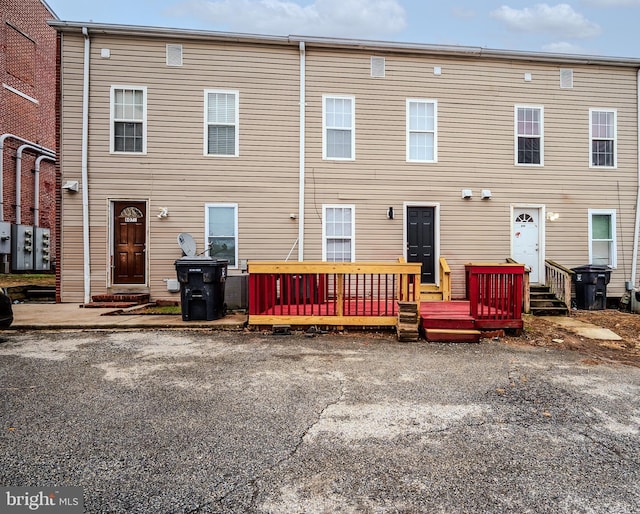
xmin=571 ymin=265 xmax=611 ymax=310
xmin=175 ymin=256 xmax=228 ymax=321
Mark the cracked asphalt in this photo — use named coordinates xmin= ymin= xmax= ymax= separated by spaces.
xmin=1 ymin=329 xmax=639 ymax=513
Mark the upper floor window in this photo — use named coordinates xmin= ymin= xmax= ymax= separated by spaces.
xmin=588 ymin=209 xmax=616 ymax=268
xmin=323 ymin=205 xmax=355 ymax=262
xmin=323 ymin=95 xmax=355 ymax=160
xmin=205 ymin=203 xmax=238 ymax=267
xmin=110 ymin=86 xmax=147 ymax=154
xmin=407 ymin=99 xmax=437 ymax=162
xmin=590 ymin=109 xmax=616 ymax=168
xmin=515 ymin=106 xmax=543 ymax=165
xmin=204 ymin=90 xmax=239 ymax=157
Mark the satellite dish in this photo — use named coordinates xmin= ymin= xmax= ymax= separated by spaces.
xmin=177 ymin=233 xmax=197 ymax=256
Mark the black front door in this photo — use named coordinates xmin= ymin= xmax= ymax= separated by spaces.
xmin=407 ymin=206 xmax=435 ymax=283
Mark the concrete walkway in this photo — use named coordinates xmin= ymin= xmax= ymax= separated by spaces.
xmin=6 ymin=302 xmax=625 ymax=343
xmin=539 ymin=315 xmax=622 ymax=341
xmin=8 ymin=302 xmax=247 ymax=330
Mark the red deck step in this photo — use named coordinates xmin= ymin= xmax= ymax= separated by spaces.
xmin=420 ymin=300 xmax=476 ymax=330
xmin=420 ymin=301 xmax=481 ymax=343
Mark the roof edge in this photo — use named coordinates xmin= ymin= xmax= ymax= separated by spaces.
xmin=48 ymin=20 xmax=640 ymax=67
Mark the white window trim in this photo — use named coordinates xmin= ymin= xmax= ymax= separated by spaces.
xmin=588 ymin=208 xmax=617 ymax=268
xmin=203 ymin=89 xmax=240 ymax=157
xmin=589 ymin=108 xmax=617 ymax=169
xmin=406 ymin=98 xmax=438 ymax=163
xmin=514 ymin=105 xmax=544 ymax=167
xmin=322 ymin=95 xmax=356 ymax=161
xmin=322 ymin=204 xmax=356 ymax=262
xmin=205 ymin=203 xmax=239 ymax=269
xmin=110 ymin=85 xmax=148 ymax=155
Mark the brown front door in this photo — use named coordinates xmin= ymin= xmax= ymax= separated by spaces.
xmin=113 ymin=201 xmax=146 ymax=284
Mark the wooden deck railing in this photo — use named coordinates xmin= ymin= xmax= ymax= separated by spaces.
xmin=465 ymin=263 xmax=525 ymax=330
xmin=439 ymin=257 xmax=452 ymax=301
xmin=545 ymin=259 xmax=574 ymax=309
xmin=248 ymin=261 xmax=422 ymax=327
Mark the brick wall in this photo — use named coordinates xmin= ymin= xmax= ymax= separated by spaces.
xmin=0 ymin=0 xmax=57 ymax=264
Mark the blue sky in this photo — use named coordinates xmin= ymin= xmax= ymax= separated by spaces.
xmin=46 ymin=0 xmax=640 ymax=58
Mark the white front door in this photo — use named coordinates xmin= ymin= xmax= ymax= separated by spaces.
xmin=512 ymin=207 xmax=542 ymax=283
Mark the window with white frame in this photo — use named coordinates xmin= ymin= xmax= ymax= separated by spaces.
xmin=111 ymin=86 xmax=147 ymax=153
xmin=590 ymin=109 xmax=616 ymax=168
xmin=407 ymin=99 xmax=437 ymax=162
xmin=323 ymin=95 xmax=355 ymax=160
xmin=205 ymin=203 xmax=238 ymax=267
xmin=323 ymin=205 xmax=355 ymax=262
xmin=204 ymin=90 xmax=239 ymax=156
xmin=515 ymin=106 xmax=543 ymax=165
xmin=589 ymin=209 xmax=616 ymax=267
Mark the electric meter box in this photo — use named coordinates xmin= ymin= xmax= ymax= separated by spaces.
xmin=34 ymin=227 xmax=51 ymax=271
xmin=11 ymin=224 xmax=35 ymax=272
xmin=0 ymin=222 xmax=11 ymax=254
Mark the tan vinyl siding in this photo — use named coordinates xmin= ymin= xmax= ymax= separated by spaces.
xmin=58 ymin=29 xmax=638 ymax=302
xmin=59 ymin=34 xmax=301 ymax=301
xmin=302 ymin=48 xmax=638 ymax=298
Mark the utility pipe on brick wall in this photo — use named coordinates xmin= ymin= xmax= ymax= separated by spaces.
xmin=34 ymin=155 xmax=55 ymax=226
xmin=632 ymin=68 xmax=640 ymax=288
xmin=298 ymin=41 xmax=306 ymax=261
xmin=81 ymin=26 xmax=91 ymax=304
xmin=16 ymin=144 xmax=55 ymax=225
xmin=0 ymin=134 xmax=55 ymax=222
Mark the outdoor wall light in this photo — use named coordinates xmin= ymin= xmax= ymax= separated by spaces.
xmin=547 ymin=212 xmax=560 ymax=221
xmin=387 ymin=207 xmax=394 ymax=219
xmin=157 ymin=207 xmax=169 ymax=218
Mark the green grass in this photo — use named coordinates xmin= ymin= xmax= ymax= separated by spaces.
xmin=143 ymin=305 xmax=182 ymax=315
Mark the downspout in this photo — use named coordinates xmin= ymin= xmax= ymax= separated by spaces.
xmin=81 ymin=26 xmax=91 ymax=304
xmin=34 ymin=155 xmax=56 ymax=226
xmin=16 ymin=144 xmax=55 ymax=225
xmin=632 ymin=68 xmax=640 ymax=288
xmin=0 ymin=134 xmax=55 ymax=222
xmin=298 ymin=41 xmax=306 ymax=261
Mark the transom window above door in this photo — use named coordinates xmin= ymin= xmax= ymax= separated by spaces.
xmin=515 ymin=213 xmax=534 ymax=223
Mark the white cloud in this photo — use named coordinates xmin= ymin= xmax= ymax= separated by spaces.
xmin=541 ymin=41 xmax=589 ymax=54
xmin=581 ymin=0 xmax=640 ymax=6
xmin=491 ymin=3 xmax=601 ymax=39
xmin=168 ymin=0 xmax=406 ymax=38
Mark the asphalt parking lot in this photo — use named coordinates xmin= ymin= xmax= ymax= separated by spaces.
xmin=1 ymin=329 xmax=639 ymax=513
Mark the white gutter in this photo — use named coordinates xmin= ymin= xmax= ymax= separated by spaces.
xmin=0 ymin=134 xmax=55 ymax=222
xmin=297 ymin=41 xmax=306 ymax=261
xmin=16 ymin=144 xmax=55 ymax=224
xmin=631 ymin=68 xmax=640 ymax=288
xmin=34 ymin=155 xmax=56 ymax=226
xmin=81 ymin=27 xmax=91 ymax=303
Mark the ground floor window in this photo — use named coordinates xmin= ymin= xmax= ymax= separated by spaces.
xmin=323 ymin=205 xmax=355 ymax=262
xmin=205 ymin=203 xmax=238 ymax=267
xmin=588 ymin=209 xmax=616 ymax=267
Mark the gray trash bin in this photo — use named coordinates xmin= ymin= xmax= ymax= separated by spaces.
xmin=571 ymin=265 xmax=611 ymax=310
xmin=175 ymin=256 xmax=228 ymax=320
